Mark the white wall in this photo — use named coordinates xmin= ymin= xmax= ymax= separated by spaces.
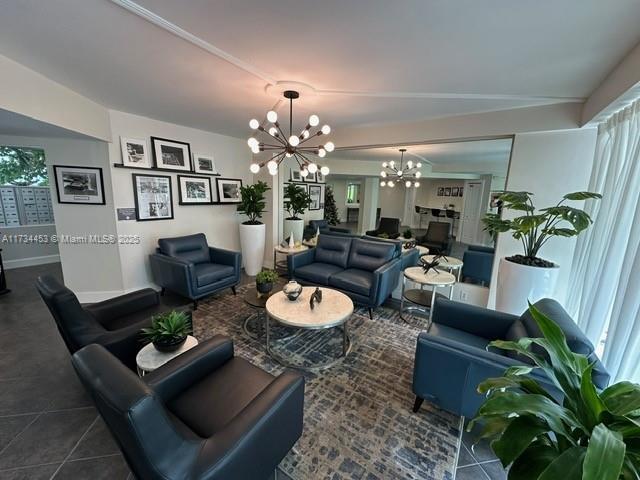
xmin=377 ymin=184 xmax=405 ymax=220
xmin=108 ymin=110 xmax=251 ymax=292
xmin=488 ymin=128 xmax=598 ymax=308
xmin=416 ymin=178 xmax=465 ymax=211
xmin=2 ymin=225 xmax=59 ymax=269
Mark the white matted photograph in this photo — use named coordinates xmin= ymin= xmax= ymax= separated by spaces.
xmin=303 ymin=171 xmax=316 ymax=182
xmin=53 ymin=165 xmax=106 ymax=205
xmin=192 ymin=153 xmax=218 ymax=175
xmin=315 ymin=171 xmax=326 ymax=183
xmin=132 ymin=173 xmax=174 ymax=221
xmin=178 ymin=175 xmax=213 ymax=205
xmin=308 ymin=184 xmax=322 ymax=210
xmin=119 ymin=137 xmax=151 ymax=168
xmin=151 ymin=137 xmax=192 ymax=171
xmin=290 ymin=169 xmax=302 ymax=182
xmin=215 ymin=178 xmax=243 ymax=204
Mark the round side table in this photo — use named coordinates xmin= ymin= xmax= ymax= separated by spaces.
xmin=422 ymin=254 xmax=463 ymax=281
xmin=400 ymin=266 xmax=456 ymax=325
xmin=273 ymin=244 xmax=309 ymax=276
xmin=243 ymin=284 xmax=297 ymax=341
xmin=136 ymin=335 xmax=198 ymax=377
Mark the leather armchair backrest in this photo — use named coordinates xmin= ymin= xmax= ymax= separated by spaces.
xmin=36 ymin=275 xmax=104 ymax=353
xmin=72 ymin=345 xmax=200 ymax=479
xmin=378 ymin=217 xmax=400 ymax=235
xmin=425 ymin=222 xmax=451 ymax=243
xmin=158 ymin=233 xmax=209 ymax=265
xmin=348 ymin=238 xmax=396 ymax=272
xmin=315 ymin=235 xmax=352 ymax=268
xmin=309 ymin=219 xmax=329 ymax=232
xmin=468 ymin=245 xmax=495 ymax=254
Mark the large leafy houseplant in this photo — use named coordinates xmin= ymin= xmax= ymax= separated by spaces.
xmin=483 ymin=191 xmax=601 ymax=267
xmin=284 ymin=184 xmax=312 ymax=220
xmin=471 ymin=304 xmax=640 ymax=479
xmin=237 ymin=180 xmax=270 ymax=225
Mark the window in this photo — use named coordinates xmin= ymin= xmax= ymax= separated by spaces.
xmin=0 ymin=146 xmax=48 ymax=186
xmin=346 ymin=183 xmax=360 ymax=204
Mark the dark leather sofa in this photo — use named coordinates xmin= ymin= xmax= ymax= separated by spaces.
xmin=412 ymin=297 xmax=610 ymax=417
xmin=461 ymin=245 xmax=495 ymax=285
xmin=149 ymin=233 xmax=241 ymax=308
xmin=288 ymin=234 xmax=411 ymax=318
xmin=36 ymin=274 xmax=174 ymax=371
xmin=417 ymin=221 xmax=452 ymax=255
xmin=366 ymin=217 xmax=401 ymax=239
xmin=303 ymin=219 xmax=351 ymax=240
xmin=72 ymin=336 xmax=305 ymax=479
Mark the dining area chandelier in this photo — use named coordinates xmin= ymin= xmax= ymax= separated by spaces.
xmin=380 ymin=149 xmax=422 ymax=188
xmin=247 ymin=90 xmax=333 ymax=177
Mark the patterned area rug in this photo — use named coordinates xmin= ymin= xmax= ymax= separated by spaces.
xmin=193 ymin=285 xmax=462 ymax=480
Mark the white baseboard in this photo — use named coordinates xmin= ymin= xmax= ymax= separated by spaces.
xmin=4 ymin=254 xmax=60 ymax=270
xmin=75 ymin=286 xmax=160 ymax=304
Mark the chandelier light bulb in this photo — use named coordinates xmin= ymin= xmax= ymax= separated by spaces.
xmin=415 ymin=171 xmax=422 ymax=178
xmin=302 ymin=129 xmax=310 ymax=139
xmin=285 ymin=152 xmax=293 ymax=157
xmin=407 ymin=160 xmax=413 ymax=169
xmin=269 ymin=127 xmax=278 ymax=136
xmin=288 ymin=135 xmax=300 ymax=147
xmin=324 ymin=141 xmax=335 ymax=152
xmin=382 ymin=162 xmax=388 ymax=168
xmin=308 ymin=163 xmax=318 ymax=174
xmin=267 ymin=110 xmax=278 ymax=123
xmin=380 ymin=171 xmax=387 ymax=178
xmin=249 ymin=119 xmax=260 ymax=130
xmin=321 ymin=124 xmax=331 ymax=135
xmin=251 ymin=145 xmax=260 ymax=154
xmin=318 ymin=148 xmax=326 ymax=158
xmin=389 ymin=160 xmax=395 ymax=168
xmin=268 ymin=167 xmax=278 ymax=176
xmin=388 ymin=181 xmax=395 ymax=188
xmin=405 ymin=180 xmax=412 ymax=188
xmin=417 ymin=162 xmax=422 ymax=168
xmin=249 ymin=163 xmax=260 ymax=174
xmin=309 ymin=114 xmax=319 ymax=127
xmin=320 ymin=166 xmax=330 ymax=176
xmin=380 ymin=181 xmax=386 ymax=187
xmin=247 ymin=137 xmax=258 ymax=148
xmin=300 ymin=169 xmax=309 ymax=177
xmin=414 ymin=182 xmax=420 ymax=188
xmin=397 ymin=170 xmax=403 ymax=177
xmin=267 ymin=160 xmax=278 ymax=170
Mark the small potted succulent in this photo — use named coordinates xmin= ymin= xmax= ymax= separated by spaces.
xmin=141 ymin=310 xmax=192 ymax=353
xmin=256 ymin=269 xmax=279 ymax=295
xmin=403 ymin=228 xmax=413 ymax=240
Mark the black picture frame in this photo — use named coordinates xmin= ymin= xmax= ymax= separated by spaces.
xmin=309 ymin=184 xmax=322 ymax=210
xmin=452 ymin=187 xmax=459 ymax=196
xmin=437 ymin=187 xmax=444 ymax=197
xmin=53 ymin=165 xmax=106 ymax=205
xmin=132 ymin=173 xmax=174 ymax=221
xmin=444 ymin=187 xmax=452 ymax=196
xmin=151 ymin=137 xmax=192 ymax=172
xmin=215 ymin=178 xmax=243 ymax=204
xmin=459 ymin=187 xmax=464 ymax=197
xmin=177 ymin=175 xmax=213 ymax=205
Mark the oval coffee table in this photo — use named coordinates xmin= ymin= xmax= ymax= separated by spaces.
xmin=265 ymin=287 xmax=354 ymax=370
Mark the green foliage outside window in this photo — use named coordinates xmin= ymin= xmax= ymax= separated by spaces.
xmin=0 ymin=146 xmax=48 ymax=186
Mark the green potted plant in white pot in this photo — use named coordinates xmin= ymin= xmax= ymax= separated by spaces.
xmin=237 ymin=181 xmax=270 ymax=276
xmin=483 ymin=190 xmax=600 ymax=314
xmin=283 ymin=183 xmax=312 ymax=244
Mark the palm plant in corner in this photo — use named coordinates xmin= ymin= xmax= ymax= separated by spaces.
xmin=483 ymin=190 xmax=601 ymax=314
xmin=237 ymin=180 xmax=270 ymax=276
xmin=471 ymin=304 xmax=640 ymax=479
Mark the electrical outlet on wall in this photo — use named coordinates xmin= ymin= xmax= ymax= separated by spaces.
xmin=460 ymin=291 xmax=468 ymax=301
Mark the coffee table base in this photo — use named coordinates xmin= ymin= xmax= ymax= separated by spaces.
xmin=243 ymin=311 xmax=298 ymax=341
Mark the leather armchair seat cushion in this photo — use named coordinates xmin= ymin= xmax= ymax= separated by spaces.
xmin=158 ymin=233 xmax=210 ymax=265
xmin=168 ymin=357 xmax=274 ymax=437
xmin=194 ymin=263 xmax=235 ymax=287
xmin=428 ymin=323 xmax=493 ymax=352
xmin=329 ymin=268 xmax=373 ymax=297
xmin=314 ymin=235 xmax=352 ymax=268
xmin=347 ymin=238 xmax=395 ymax=272
xmin=295 ymin=263 xmax=343 ymax=285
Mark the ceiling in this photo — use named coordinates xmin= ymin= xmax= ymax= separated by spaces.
xmin=0 ymin=109 xmax=93 ymax=140
xmin=0 ymin=0 xmax=639 ymax=142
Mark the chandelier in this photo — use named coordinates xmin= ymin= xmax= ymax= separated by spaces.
xmin=380 ymin=149 xmax=422 ymax=188
xmin=247 ymin=90 xmax=333 ymax=177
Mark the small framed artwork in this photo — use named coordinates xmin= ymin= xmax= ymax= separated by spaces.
xmin=120 ymin=137 xmax=152 ymax=168
xmin=437 ymin=187 xmax=444 ymax=197
xmin=304 ymin=172 xmax=316 ymax=183
xmin=132 ymin=174 xmax=174 ymax=221
xmin=452 ymin=187 xmax=459 ymax=196
xmin=53 ymin=165 xmax=106 ymax=205
xmin=309 ymin=184 xmax=322 ymax=210
xmin=177 ymin=175 xmax=213 ymax=205
xmin=151 ymin=137 xmax=192 ymax=171
xmin=444 ymin=187 xmax=452 ymax=196
xmin=290 ymin=169 xmax=302 ymax=182
xmin=216 ymin=178 xmax=243 ymax=204
xmin=315 ymin=171 xmax=326 ymax=183
xmin=192 ymin=153 xmax=218 ymax=175
xmin=459 ymin=187 xmax=464 ymax=197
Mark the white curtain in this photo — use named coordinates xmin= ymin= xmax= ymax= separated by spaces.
xmin=566 ymin=99 xmax=640 ymax=382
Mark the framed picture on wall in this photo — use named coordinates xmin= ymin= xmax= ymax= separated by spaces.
xmin=216 ymin=178 xmax=243 ymax=204
xmin=315 ymin=171 xmax=326 ymax=183
xmin=151 ymin=137 xmax=192 ymax=171
xmin=120 ymin=137 xmax=152 ymax=169
xmin=309 ymin=184 xmax=322 ymax=210
xmin=132 ymin=173 xmax=174 ymax=221
xmin=177 ymin=175 xmax=213 ymax=205
xmin=304 ymin=172 xmax=316 ymax=182
xmin=290 ymin=169 xmax=302 ymax=182
xmin=452 ymin=187 xmax=459 ymax=196
xmin=192 ymin=153 xmax=218 ymax=175
xmin=444 ymin=187 xmax=452 ymax=196
xmin=437 ymin=187 xmax=444 ymax=196
xmin=53 ymin=165 xmax=106 ymax=205
xmin=459 ymin=187 xmax=464 ymax=197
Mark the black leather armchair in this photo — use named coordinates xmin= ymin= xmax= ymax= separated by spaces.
xmin=303 ymin=219 xmax=351 ymax=240
xmin=72 ymin=336 xmax=305 ymax=480
xmin=417 ymin=221 xmax=452 ymax=255
xmin=36 ymin=275 xmax=173 ymax=371
xmin=366 ymin=217 xmax=401 ymax=239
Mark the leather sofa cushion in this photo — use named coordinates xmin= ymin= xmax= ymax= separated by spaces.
xmin=309 ymin=219 xmax=329 ymax=231
xmin=194 ymin=263 xmax=235 ymax=287
xmin=158 ymin=233 xmax=210 ymax=265
xmin=348 ymin=238 xmax=395 ymax=272
xmin=168 ymin=357 xmax=274 ymax=437
xmin=314 ymin=235 xmax=352 ymax=268
xmin=329 ymin=268 xmax=373 ymax=297
xmin=295 ymin=263 xmax=343 ymax=285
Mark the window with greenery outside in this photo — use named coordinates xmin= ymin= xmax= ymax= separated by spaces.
xmin=0 ymin=146 xmax=48 ymax=186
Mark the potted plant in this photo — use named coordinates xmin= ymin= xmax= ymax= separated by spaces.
xmin=403 ymin=228 xmax=413 ymax=240
xmin=483 ymin=191 xmax=600 ymax=314
xmin=471 ymin=303 xmax=640 ymax=479
xmin=237 ymin=181 xmax=270 ymax=276
xmin=141 ymin=310 xmax=192 ymax=353
xmin=255 ymin=268 xmax=278 ymax=295
xmin=283 ymin=184 xmax=312 ymax=244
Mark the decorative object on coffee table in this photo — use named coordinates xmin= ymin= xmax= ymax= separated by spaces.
xmin=309 ymin=287 xmax=322 ymax=310
xmin=135 ymin=335 xmax=198 ymax=377
xmin=283 ymin=280 xmax=303 ymax=301
xmin=423 ymin=254 xmax=464 ymax=281
xmin=256 ymin=269 xmax=278 ymax=295
xmin=141 ymin=310 xmax=192 ymax=352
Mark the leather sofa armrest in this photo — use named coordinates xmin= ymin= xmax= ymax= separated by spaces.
xmin=365 ymin=229 xmax=379 ymax=236
xmin=371 ymin=257 xmax=402 ymax=306
xmin=85 ymin=288 xmax=159 ymax=326
xmin=196 ymin=371 xmax=305 ymax=479
xmin=149 ymin=254 xmax=196 ymax=298
xmin=388 ymin=232 xmax=401 ymax=239
xmin=144 ymin=336 xmax=234 ymax=401
xmin=287 ymin=248 xmax=315 ymax=272
xmin=94 ymin=323 xmax=147 ymax=371
xmin=209 ymin=247 xmax=242 ymax=273
xmin=432 ymin=298 xmax=519 ymax=339
xmin=329 ymin=226 xmax=351 ymax=234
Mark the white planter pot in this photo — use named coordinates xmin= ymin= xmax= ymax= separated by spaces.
xmin=495 ymin=257 xmax=560 ymax=315
xmin=283 ymin=218 xmax=304 ymax=244
xmin=239 ymin=223 xmax=266 ymax=276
